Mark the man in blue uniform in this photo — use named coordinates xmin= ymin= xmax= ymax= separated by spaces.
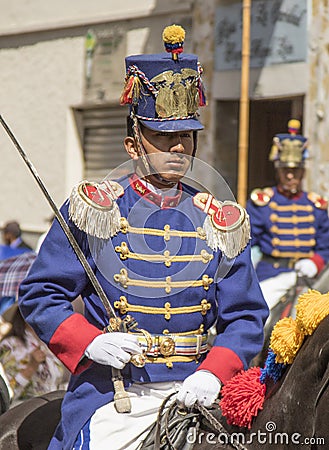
xmin=19 ymin=25 xmax=268 ymax=449
xmin=247 ymin=119 xmax=329 ymax=310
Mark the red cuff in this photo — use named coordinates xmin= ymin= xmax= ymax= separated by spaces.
xmin=197 ymin=346 xmax=243 ymax=384
xmin=311 ymin=253 xmax=325 ymax=274
xmin=49 ymin=313 xmax=102 ymax=374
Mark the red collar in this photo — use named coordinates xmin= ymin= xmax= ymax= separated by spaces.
xmin=277 ymin=186 xmax=303 ymax=200
xmin=129 ymin=174 xmax=182 ymax=208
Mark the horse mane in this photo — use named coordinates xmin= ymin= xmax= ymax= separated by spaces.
xmin=250 ymin=314 xmax=329 ymax=448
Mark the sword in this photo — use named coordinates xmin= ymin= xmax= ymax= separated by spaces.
xmin=0 ymin=115 xmax=131 ymax=413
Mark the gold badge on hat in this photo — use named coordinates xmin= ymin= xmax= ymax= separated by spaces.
xmin=151 ymin=69 xmax=199 ymax=118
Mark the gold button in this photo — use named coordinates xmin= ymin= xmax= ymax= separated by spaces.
xmin=160 ymin=337 xmax=175 ymax=356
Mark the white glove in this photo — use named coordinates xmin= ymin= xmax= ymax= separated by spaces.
xmin=84 ymin=332 xmax=142 ymax=369
xmin=176 ymin=370 xmax=221 ymax=408
xmin=295 ymin=259 xmax=318 ymax=278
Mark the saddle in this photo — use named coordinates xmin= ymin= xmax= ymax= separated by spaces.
xmin=0 ymin=391 xmax=246 ymax=450
xmin=0 ymin=390 xmax=65 ymax=450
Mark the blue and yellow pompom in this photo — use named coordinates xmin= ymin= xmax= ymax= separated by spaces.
xmin=162 ymin=24 xmax=185 ymax=60
xmin=288 ymin=119 xmax=301 ymax=135
xmin=220 ymin=289 xmax=329 ymax=429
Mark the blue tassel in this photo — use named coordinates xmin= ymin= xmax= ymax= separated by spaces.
xmin=260 ymin=350 xmax=286 ymax=383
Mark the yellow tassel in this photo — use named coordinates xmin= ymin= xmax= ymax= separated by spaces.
xmin=296 ymin=289 xmax=329 ymax=335
xmin=162 ymin=24 xmax=185 ymax=44
xmin=268 ymin=143 xmax=279 ymax=162
xmin=270 ymin=317 xmax=305 ymax=364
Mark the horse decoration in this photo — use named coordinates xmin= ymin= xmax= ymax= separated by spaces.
xmin=0 ymin=290 xmax=328 ymax=449
xmin=253 ymin=263 xmax=329 ymax=367
xmin=194 ymin=289 xmax=329 ymax=450
xmin=220 ymin=289 xmax=329 ymax=424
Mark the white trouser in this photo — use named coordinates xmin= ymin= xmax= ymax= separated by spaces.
xmin=260 ymin=271 xmax=297 ymax=311
xmin=89 ymin=381 xmax=182 ymax=450
xmin=0 ymin=362 xmax=13 ymax=400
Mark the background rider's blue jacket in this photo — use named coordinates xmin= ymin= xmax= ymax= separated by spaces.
xmin=247 ymin=187 xmax=329 ymax=282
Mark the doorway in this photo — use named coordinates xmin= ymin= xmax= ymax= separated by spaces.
xmin=248 ymin=97 xmax=304 ymax=193
xmin=214 ymin=96 xmax=304 ymax=199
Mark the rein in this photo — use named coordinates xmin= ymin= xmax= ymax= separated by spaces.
xmin=194 ymin=403 xmax=248 ymax=450
xmin=134 ymin=393 xmax=248 ymax=450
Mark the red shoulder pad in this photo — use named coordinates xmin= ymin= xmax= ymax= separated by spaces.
xmin=77 ymin=180 xmax=124 ymax=210
xmin=250 ymin=187 xmax=274 ymax=206
xmin=193 ymin=193 xmax=246 ymax=231
xmin=307 ymin=192 xmax=328 ymax=210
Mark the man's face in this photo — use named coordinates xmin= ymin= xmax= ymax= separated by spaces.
xmin=276 ymin=166 xmax=304 ymax=194
xmin=138 ymin=126 xmax=195 ymax=188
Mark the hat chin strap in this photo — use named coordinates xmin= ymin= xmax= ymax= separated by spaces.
xmin=278 ymin=183 xmax=301 ymax=197
xmin=283 ymin=186 xmax=298 ymax=195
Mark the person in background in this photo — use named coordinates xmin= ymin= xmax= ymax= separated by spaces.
xmin=0 ymin=303 xmax=68 ymax=407
xmin=0 ymin=244 xmax=25 ymax=262
xmin=1 ymin=221 xmax=33 ymax=258
xmin=19 ymin=25 xmax=268 ymax=449
xmin=247 ymin=119 xmax=329 ymax=311
xmin=0 ymin=252 xmax=37 ymax=316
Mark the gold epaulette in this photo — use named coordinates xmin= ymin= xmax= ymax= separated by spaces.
xmin=307 ymin=192 xmax=329 ymax=210
xmin=69 ymin=180 xmax=124 ymax=239
xmin=250 ymin=187 xmax=274 ymax=206
xmin=193 ymin=193 xmax=250 ymax=258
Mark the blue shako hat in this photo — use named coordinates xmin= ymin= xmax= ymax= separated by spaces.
xmin=120 ymin=24 xmax=206 ymax=132
xmin=269 ymin=119 xmax=309 ymax=168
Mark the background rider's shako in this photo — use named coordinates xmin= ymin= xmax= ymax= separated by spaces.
xmin=269 ymin=119 xmax=309 ymax=168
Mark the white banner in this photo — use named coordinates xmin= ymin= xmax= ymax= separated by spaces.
xmin=215 ymin=0 xmax=307 ymax=71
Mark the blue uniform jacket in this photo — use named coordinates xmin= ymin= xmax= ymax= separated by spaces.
xmin=247 ymin=187 xmax=329 ymax=281
xmin=19 ymin=175 xmax=268 ymax=449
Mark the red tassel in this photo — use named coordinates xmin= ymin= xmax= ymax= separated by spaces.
xmin=198 ymin=80 xmax=207 ymax=106
xmin=120 ymin=75 xmax=134 ymax=105
xmin=220 ymin=367 xmax=266 ymax=429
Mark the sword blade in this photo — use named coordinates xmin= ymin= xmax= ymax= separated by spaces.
xmin=0 ymin=115 xmax=117 ymax=321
